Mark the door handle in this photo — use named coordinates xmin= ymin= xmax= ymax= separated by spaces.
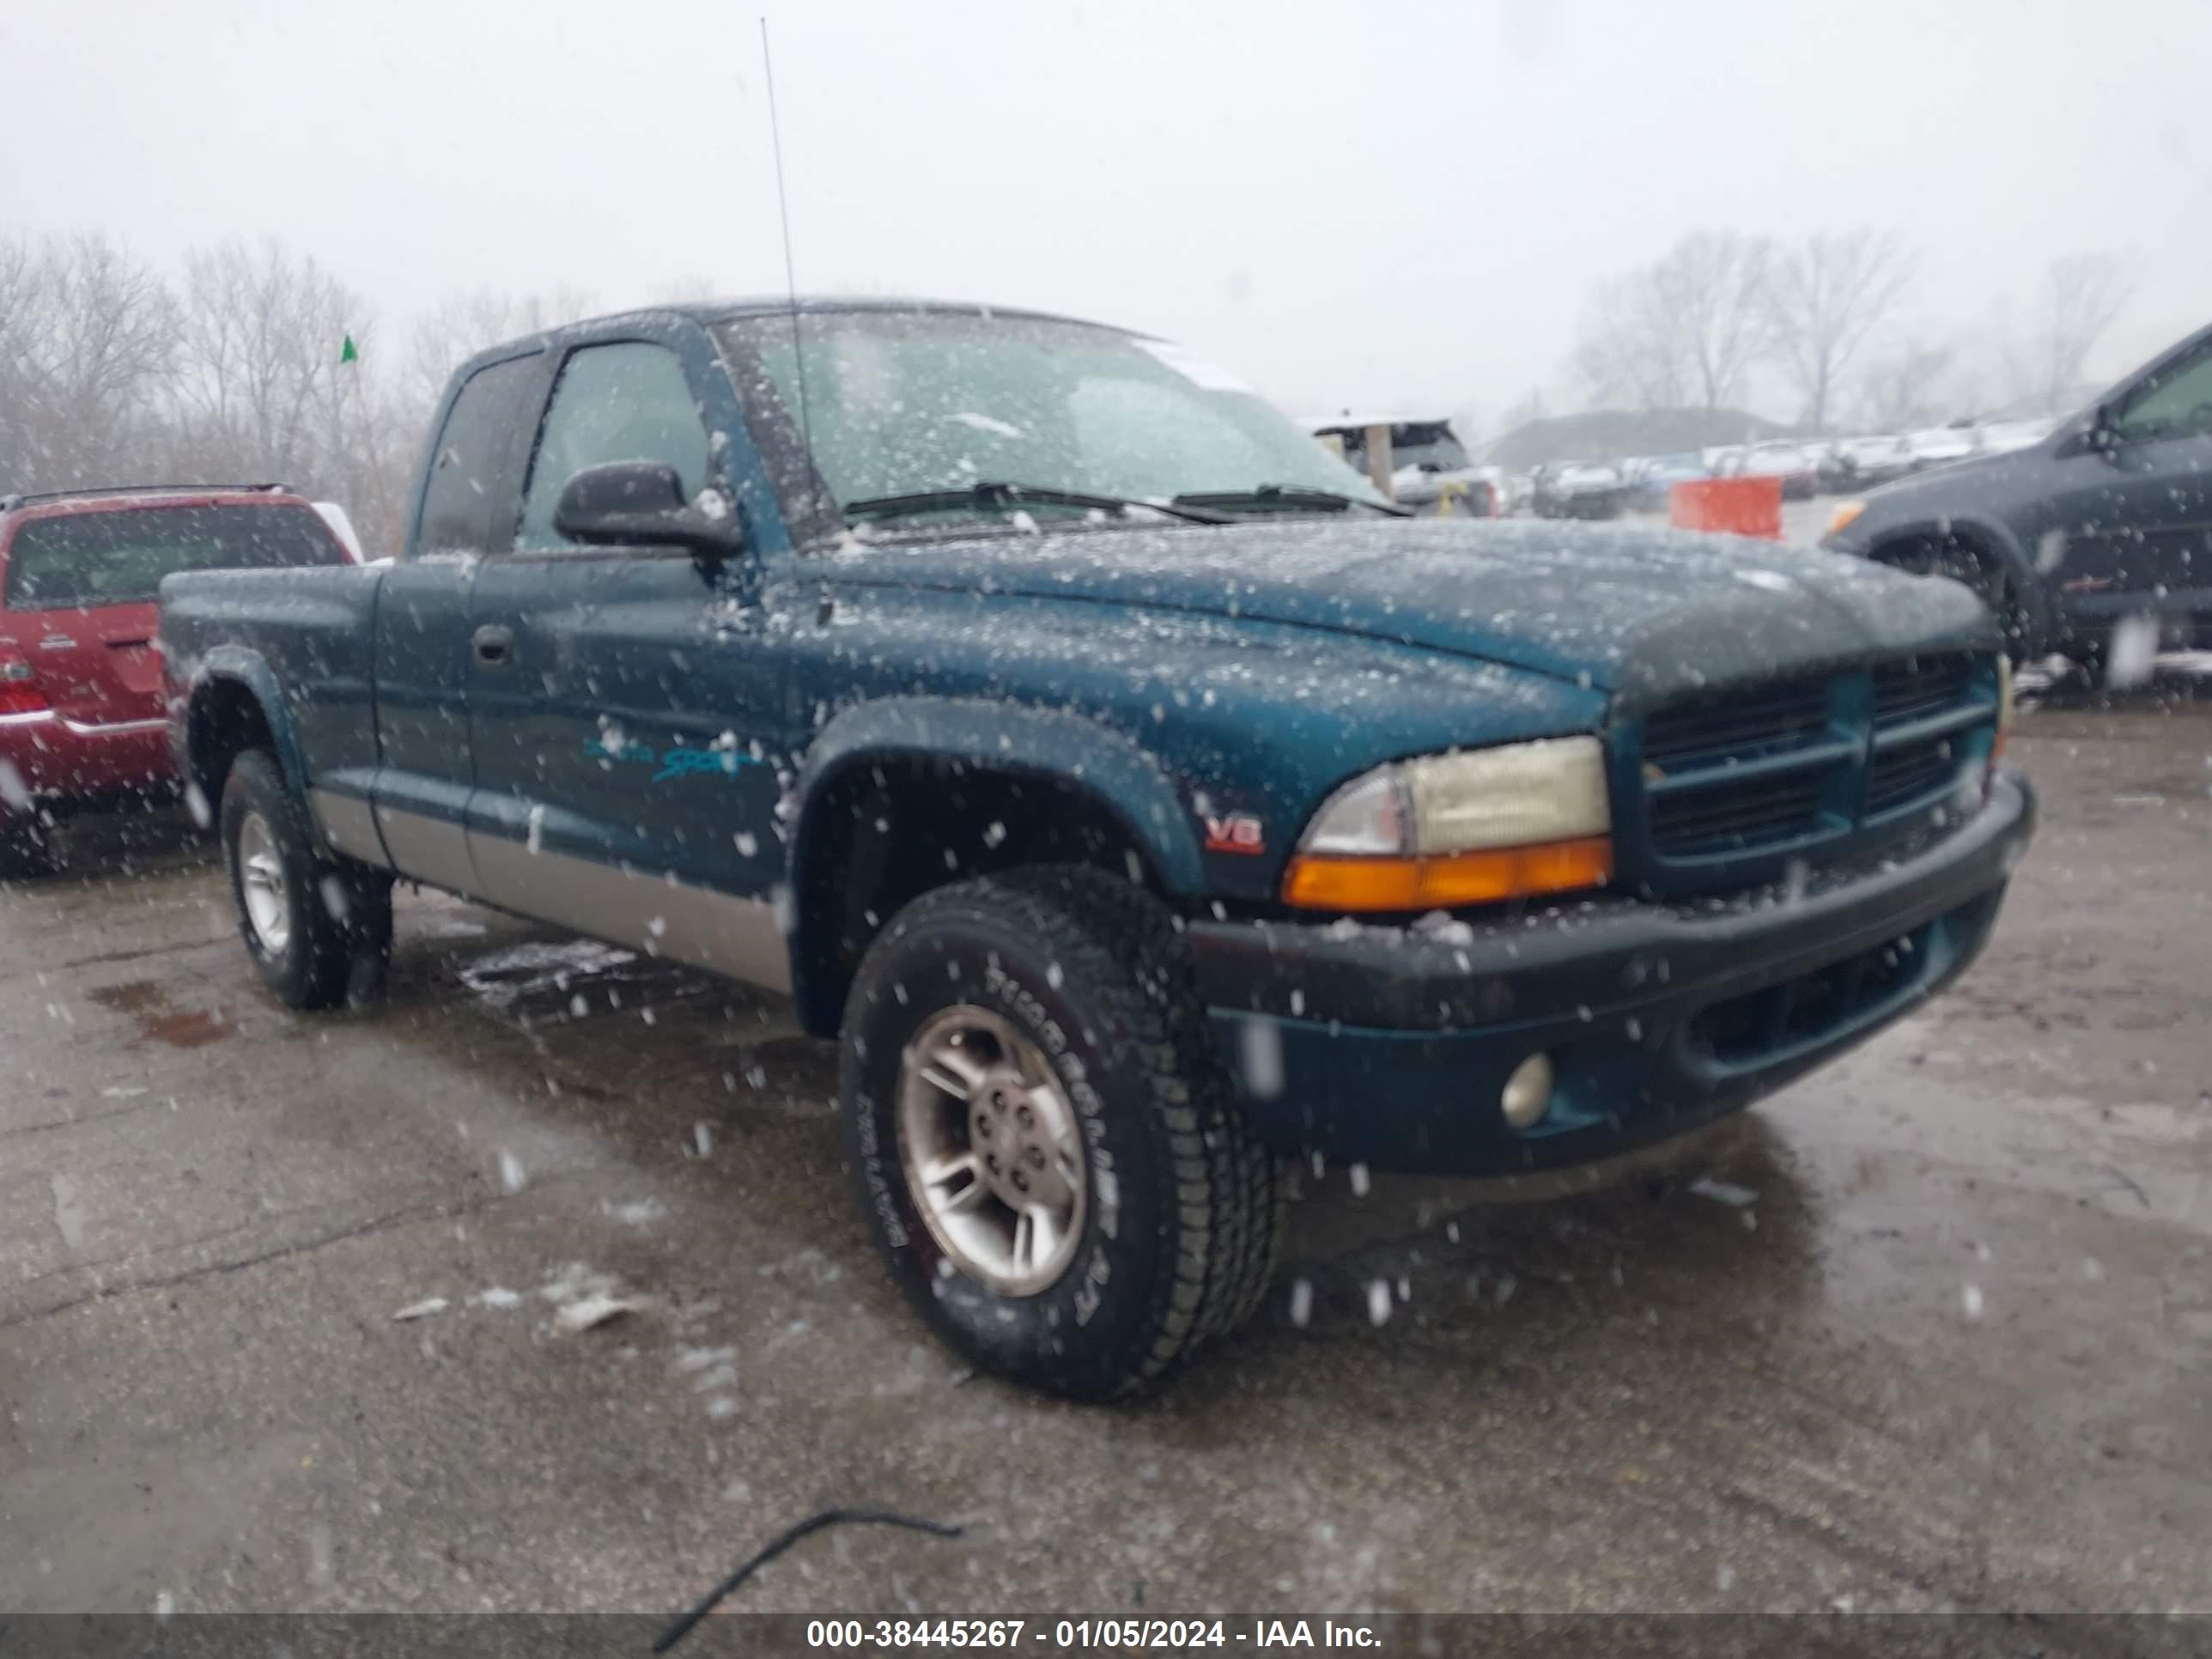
xmin=472 ymin=625 xmax=514 ymax=668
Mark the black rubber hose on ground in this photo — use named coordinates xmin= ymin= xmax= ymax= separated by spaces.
xmin=653 ymin=1506 xmax=966 ymax=1652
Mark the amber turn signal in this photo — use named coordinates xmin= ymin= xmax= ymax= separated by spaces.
xmin=1281 ymin=836 xmax=1614 ymax=912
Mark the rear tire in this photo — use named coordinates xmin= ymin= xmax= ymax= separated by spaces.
xmin=220 ymin=750 xmax=392 ymax=1011
xmin=839 ymin=866 xmax=1284 ymax=1401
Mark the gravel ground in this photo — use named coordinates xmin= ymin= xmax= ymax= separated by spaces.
xmin=2 ymin=673 xmax=2209 ymax=1623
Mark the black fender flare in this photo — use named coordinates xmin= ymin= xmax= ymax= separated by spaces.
xmin=785 ymin=697 xmax=1205 ymax=1034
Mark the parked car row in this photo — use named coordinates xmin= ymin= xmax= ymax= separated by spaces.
xmin=1515 ymin=417 xmax=2068 ymax=520
xmin=1529 ymin=459 xmax=1633 ymax=519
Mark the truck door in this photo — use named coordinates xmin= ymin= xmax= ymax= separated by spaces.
xmin=364 ymin=348 xmax=544 ymax=892
xmin=465 ymin=330 xmax=790 ymax=988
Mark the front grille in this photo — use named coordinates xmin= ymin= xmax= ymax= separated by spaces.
xmin=1643 ymin=681 xmax=1832 ymax=770
xmin=1873 ymin=653 xmax=1975 ymax=727
xmin=1868 ymin=735 xmax=1965 ymax=816
xmin=1649 ymin=769 xmax=1826 ymax=857
xmin=1622 ymin=652 xmax=1999 ymax=894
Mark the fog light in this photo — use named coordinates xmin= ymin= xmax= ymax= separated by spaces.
xmin=1501 ymin=1052 xmax=1555 ymax=1129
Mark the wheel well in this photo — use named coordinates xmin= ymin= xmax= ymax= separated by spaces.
xmin=1867 ymin=525 xmax=2037 ymax=654
xmin=1875 ymin=528 xmax=1982 ymax=574
xmin=790 ymin=757 xmax=1165 ymax=1038
xmin=1867 ymin=526 xmax=1998 ymax=580
xmin=185 ymin=680 xmax=276 ymax=819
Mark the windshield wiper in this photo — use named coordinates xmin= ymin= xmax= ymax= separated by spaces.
xmin=1171 ymin=484 xmax=1413 ymax=518
xmin=841 ymin=482 xmax=1231 ymax=526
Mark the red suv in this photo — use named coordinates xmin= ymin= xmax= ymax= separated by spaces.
xmin=0 ymin=485 xmax=355 ymax=874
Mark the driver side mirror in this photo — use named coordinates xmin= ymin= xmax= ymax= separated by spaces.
xmin=2057 ymin=408 xmax=2121 ymax=462
xmin=553 ymin=460 xmax=744 ymax=562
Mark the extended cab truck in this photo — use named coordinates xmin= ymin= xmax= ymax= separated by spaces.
xmin=161 ymin=300 xmax=2037 ymax=1400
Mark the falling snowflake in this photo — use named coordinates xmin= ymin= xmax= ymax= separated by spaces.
xmin=1365 ymin=1279 xmax=1393 ymax=1327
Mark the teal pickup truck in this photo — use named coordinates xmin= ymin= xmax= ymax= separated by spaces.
xmin=161 ymin=300 xmax=2035 ymax=1398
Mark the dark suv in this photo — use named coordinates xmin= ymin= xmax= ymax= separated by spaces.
xmin=1822 ymin=323 xmax=2212 ymax=675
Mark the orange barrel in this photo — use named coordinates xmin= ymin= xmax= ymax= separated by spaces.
xmin=1668 ymin=477 xmax=1783 ymax=540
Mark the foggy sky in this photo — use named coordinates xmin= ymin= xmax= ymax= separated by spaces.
xmin=4 ymin=0 xmax=2206 ymax=426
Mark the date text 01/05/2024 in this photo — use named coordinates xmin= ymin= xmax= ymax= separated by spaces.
xmin=803 ymin=1619 xmax=1382 ymax=1649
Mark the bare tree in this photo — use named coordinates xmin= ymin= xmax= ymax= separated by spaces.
xmin=1574 ymin=274 xmax=1686 ymax=410
xmin=1574 ymin=230 xmax=1774 ymax=412
xmin=1660 ymin=230 xmax=1775 ymax=411
xmin=1 ymin=231 xmax=598 ymax=556
xmin=2001 ymin=253 xmax=2134 ymax=412
xmin=1856 ymin=337 xmax=1955 ymax=431
xmin=1 ymin=234 xmax=179 ymax=488
xmin=401 ymin=286 xmax=594 ymax=420
xmin=151 ymin=239 xmax=431 ymax=555
xmin=1765 ymin=229 xmax=1915 ymax=430
xmin=173 ymin=240 xmax=364 ymax=478
xmin=0 ymin=234 xmax=49 ymax=485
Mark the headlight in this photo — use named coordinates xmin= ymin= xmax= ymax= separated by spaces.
xmin=1824 ymin=500 xmax=1867 ymax=540
xmin=1284 ymin=737 xmax=1613 ymax=912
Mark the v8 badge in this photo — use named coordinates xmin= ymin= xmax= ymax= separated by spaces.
xmin=1202 ymin=811 xmax=1266 ymax=855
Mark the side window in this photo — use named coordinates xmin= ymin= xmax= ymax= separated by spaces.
xmin=518 ymin=342 xmax=711 ymax=550
xmin=416 ymin=354 xmax=538 ymax=556
xmin=2112 ymin=348 xmax=2212 ymax=445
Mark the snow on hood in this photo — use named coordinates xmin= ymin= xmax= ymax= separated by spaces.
xmin=818 ymin=516 xmax=1997 ymax=702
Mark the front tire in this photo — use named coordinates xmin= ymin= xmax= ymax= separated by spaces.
xmin=220 ymin=750 xmax=392 ymax=1011
xmin=839 ymin=866 xmax=1283 ymax=1401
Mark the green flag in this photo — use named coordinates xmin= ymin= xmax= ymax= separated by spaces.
xmin=339 ymin=334 xmax=358 ymax=365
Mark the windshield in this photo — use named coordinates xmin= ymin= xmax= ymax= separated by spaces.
xmin=3 ymin=503 xmax=345 ymax=610
xmin=716 ymin=310 xmax=1382 ymax=529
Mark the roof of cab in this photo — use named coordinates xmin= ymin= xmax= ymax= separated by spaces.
xmin=453 ymin=295 xmax=1132 ymax=382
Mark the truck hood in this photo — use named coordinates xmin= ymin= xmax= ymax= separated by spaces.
xmin=819 ymin=516 xmax=1995 ymax=702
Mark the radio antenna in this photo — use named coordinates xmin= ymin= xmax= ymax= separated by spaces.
xmin=759 ymin=17 xmax=819 ymax=528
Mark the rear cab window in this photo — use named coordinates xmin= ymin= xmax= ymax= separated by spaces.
xmin=2 ymin=504 xmax=346 ymax=611
xmin=416 ymin=353 xmax=543 ymax=556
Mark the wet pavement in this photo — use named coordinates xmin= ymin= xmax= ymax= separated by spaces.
xmin=3 ymin=682 xmax=2209 ymax=1620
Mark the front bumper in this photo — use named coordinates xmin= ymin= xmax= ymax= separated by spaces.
xmin=0 ymin=710 xmax=175 ymax=816
xmin=1187 ymin=770 xmax=2036 ymax=1174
